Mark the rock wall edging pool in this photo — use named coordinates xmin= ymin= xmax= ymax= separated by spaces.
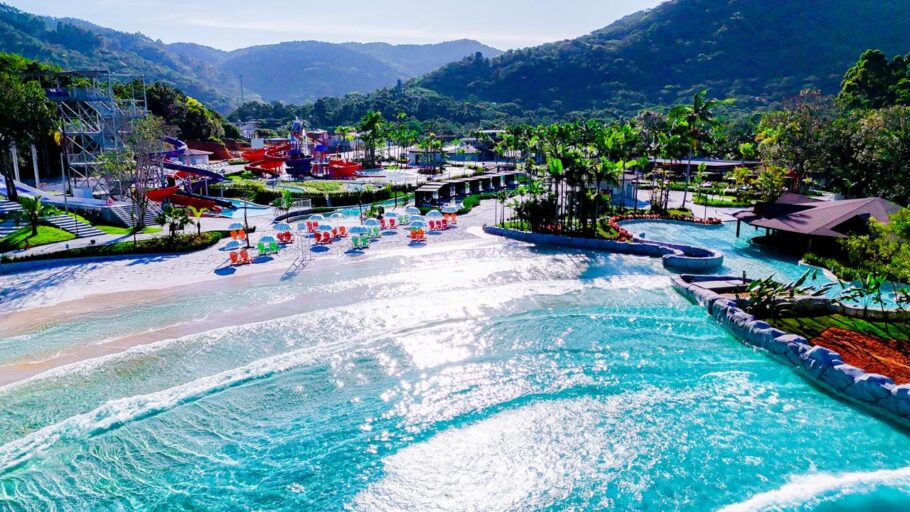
xmin=671 ymin=274 xmax=910 ymax=428
xmin=483 ymin=226 xmax=724 ymax=271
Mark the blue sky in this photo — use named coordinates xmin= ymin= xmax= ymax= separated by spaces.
xmin=7 ymin=0 xmax=664 ymax=50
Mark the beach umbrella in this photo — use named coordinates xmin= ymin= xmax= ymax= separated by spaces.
xmin=441 ymin=205 xmax=460 ymax=214
xmin=309 ymin=214 xmax=326 ymax=222
xmin=273 ymin=222 xmax=291 ymax=231
xmin=296 ymin=223 xmax=308 ymax=233
xmin=349 ymin=225 xmax=370 ymax=235
xmin=223 ymin=240 xmax=241 ymax=251
xmin=409 ymin=220 xmax=428 ymax=230
xmin=259 ymin=235 xmax=277 ymax=244
xmin=408 ymin=215 xmax=425 ymax=224
xmin=426 ymin=210 xmax=443 ymax=219
xmin=405 ymin=206 xmax=421 ymax=215
xmin=384 ymin=211 xmax=399 ymax=219
xmin=364 ymin=218 xmax=380 ymax=227
xmin=317 ymin=223 xmax=334 ymax=233
xmin=329 ymin=212 xmax=346 ymax=225
xmin=228 ymin=222 xmax=245 ymax=231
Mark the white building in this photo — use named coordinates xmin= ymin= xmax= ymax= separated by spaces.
xmin=179 ymin=149 xmax=213 ymax=167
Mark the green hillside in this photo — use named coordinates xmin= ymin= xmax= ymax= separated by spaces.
xmin=0 ymin=3 xmax=501 ymax=112
xmin=416 ymin=0 xmax=910 ymax=115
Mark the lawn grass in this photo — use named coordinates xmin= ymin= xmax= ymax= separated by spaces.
xmin=0 ymin=225 xmax=76 ymax=251
xmin=692 ymin=195 xmax=754 ymax=207
xmin=2 ymin=232 xmax=224 ymax=263
xmin=773 ymin=314 xmax=910 ymax=342
xmin=95 ymin=224 xmax=162 ymax=235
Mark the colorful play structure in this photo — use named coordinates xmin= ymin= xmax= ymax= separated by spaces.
xmin=241 ymin=120 xmax=365 ymax=179
xmin=145 ymin=137 xmax=235 ymax=213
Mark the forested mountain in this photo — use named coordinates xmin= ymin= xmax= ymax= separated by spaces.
xmin=0 ymin=3 xmax=500 ymax=112
xmin=210 ymin=40 xmax=501 ymax=105
xmin=416 ymin=0 xmax=910 ymax=116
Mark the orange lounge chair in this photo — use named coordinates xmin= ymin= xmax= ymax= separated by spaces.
xmin=229 ymin=251 xmax=240 ymax=266
xmin=240 ymin=249 xmax=252 ymax=264
xmin=314 ymin=232 xmax=324 ymax=244
xmin=338 ymin=226 xmax=347 ymax=237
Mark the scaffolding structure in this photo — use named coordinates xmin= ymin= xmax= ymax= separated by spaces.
xmin=41 ymin=70 xmax=147 ymax=197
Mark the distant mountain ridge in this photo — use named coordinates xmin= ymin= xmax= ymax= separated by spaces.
xmin=0 ymin=3 xmax=502 ymax=111
xmin=415 ymin=0 xmax=910 ymax=115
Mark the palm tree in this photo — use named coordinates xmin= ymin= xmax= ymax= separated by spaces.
xmin=15 ymin=196 xmax=49 ymax=237
xmin=187 ymin=205 xmax=209 ymax=235
xmin=357 ymin=110 xmax=386 ymax=168
xmin=669 ymin=90 xmax=719 ymax=209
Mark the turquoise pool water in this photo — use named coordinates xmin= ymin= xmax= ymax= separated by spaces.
xmin=2 ymin=236 xmax=910 ymax=510
xmin=623 ymin=220 xmax=908 ymax=308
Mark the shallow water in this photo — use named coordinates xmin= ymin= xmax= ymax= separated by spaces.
xmin=1 ymin=233 xmax=910 ymax=511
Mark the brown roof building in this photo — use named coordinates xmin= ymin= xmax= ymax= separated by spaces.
xmin=734 ymin=194 xmax=903 ymax=239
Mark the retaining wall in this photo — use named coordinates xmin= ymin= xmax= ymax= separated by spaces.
xmin=483 ymin=226 xmax=724 ymax=271
xmin=672 ymin=274 xmax=910 ymax=428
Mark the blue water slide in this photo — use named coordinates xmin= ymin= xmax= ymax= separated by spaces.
xmin=154 ymin=137 xmax=188 ymax=160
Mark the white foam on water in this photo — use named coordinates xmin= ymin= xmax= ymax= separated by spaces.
xmin=718 ymin=466 xmax=910 ymax=512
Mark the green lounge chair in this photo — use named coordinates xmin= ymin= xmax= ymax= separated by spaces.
xmin=360 ymin=234 xmax=370 ymax=248
xmin=270 ymin=241 xmax=280 ymax=253
xmin=257 ymin=242 xmax=267 ymax=255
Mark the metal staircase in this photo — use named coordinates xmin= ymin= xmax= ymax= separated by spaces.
xmin=110 ymin=202 xmax=162 ymax=228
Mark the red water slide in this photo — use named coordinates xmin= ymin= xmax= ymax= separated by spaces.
xmin=243 ymin=144 xmax=289 ymax=177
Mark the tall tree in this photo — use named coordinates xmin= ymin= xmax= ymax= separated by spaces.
xmin=0 ymin=70 xmax=53 ymax=201
xmin=669 ymin=90 xmax=719 ymax=209
xmin=357 ymin=110 xmax=386 ymax=168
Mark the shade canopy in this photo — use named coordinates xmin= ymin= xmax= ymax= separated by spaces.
xmin=273 ymin=222 xmax=291 ymax=231
xmin=259 ymin=235 xmax=277 ymax=243
xmin=409 ymin=220 xmax=428 ymax=229
xmin=349 ymin=226 xmax=370 ymax=234
xmin=408 ymin=215 xmax=425 ymax=223
xmin=384 ymin=212 xmax=399 ymax=219
xmin=309 ymin=214 xmax=325 ymax=222
xmin=317 ymin=224 xmax=334 ymax=232
xmin=223 ymin=240 xmax=241 ymax=250
xmin=364 ymin=218 xmax=380 ymax=227
xmin=441 ymin=205 xmax=460 ymax=214
xmin=405 ymin=206 xmax=421 ymax=215
xmin=426 ymin=210 xmax=443 ymax=219
xmin=227 ymin=222 xmax=245 ymax=230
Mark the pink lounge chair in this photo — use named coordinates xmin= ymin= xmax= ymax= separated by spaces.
xmin=441 ymin=219 xmax=448 ymax=230
xmin=380 ymin=218 xmax=387 ymax=229
xmin=389 ymin=218 xmax=397 ymax=229
xmin=338 ymin=226 xmax=348 ymax=237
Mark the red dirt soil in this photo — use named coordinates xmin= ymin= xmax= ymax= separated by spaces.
xmin=813 ymin=328 xmax=910 ymax=384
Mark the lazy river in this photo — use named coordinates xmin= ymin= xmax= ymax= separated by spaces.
xmin=1 ymin=226 xmax=909 ymax=511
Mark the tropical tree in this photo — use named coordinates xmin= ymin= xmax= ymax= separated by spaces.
xmin=0 ymin=69 xmax=54 ymax=201
xmin=187 ymin=205 xmax=208 ymax=235
xmin=14 ymin=196 xmax=51 ymax=236
xmin=669 ymin=90 xmax=720 ymax=209
xmin=357 ymin=110 xmax=386 ymax=168
xmin=155 ymin=204 xmax=190 ymax=239
xmin=756 ymin=90 xmax=833 ymax=191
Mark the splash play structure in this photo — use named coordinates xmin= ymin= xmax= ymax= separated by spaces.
xmin=145 ymin=137 xmax=234 ymax=213
xmin=242 ymin=120 xmax=364 ymax=179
